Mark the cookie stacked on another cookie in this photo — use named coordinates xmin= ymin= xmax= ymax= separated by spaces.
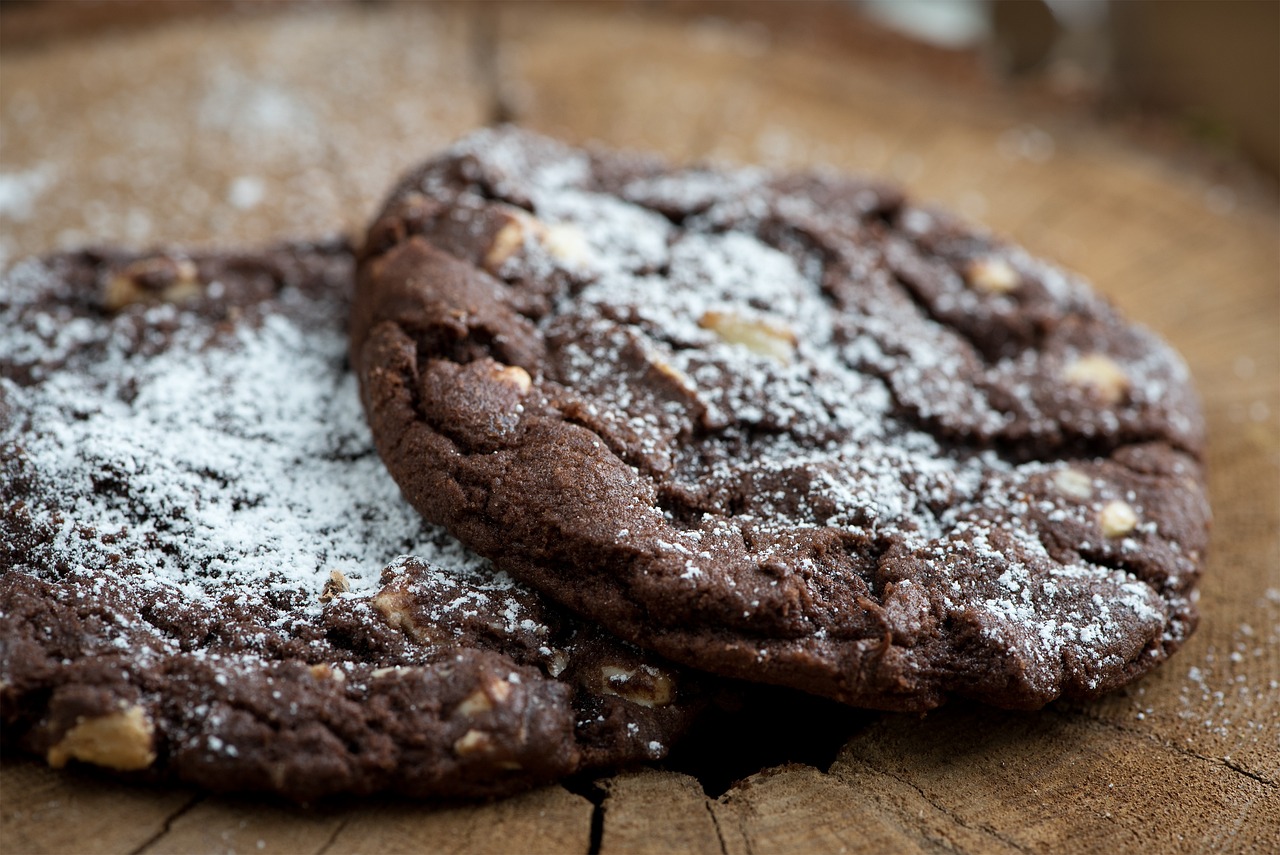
xmin=0 ymin=242 xmax=710 ymax=801
xmin=352 ymin=127 xmax=1210 ymax=712
xmin=1 ymin=127 xmax=1212 ymax=802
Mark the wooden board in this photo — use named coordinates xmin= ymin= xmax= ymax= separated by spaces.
xmin=2 ymin=4 xmax=1276 ymax=852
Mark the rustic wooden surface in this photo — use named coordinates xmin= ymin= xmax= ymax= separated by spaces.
xmin=2 ymin=4 xmax=1277 ymax=853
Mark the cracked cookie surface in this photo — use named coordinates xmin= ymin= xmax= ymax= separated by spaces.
xmin=0 ymin=240 xmax=704 ymax=801
xmin=352 ymin=128 xmax=1210 ymax=711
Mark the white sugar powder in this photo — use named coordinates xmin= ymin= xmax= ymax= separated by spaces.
xmin=2 ymin=261 xmax=493 ymax=622
xmin=427 ymin=128 xmax=1195 ymax=670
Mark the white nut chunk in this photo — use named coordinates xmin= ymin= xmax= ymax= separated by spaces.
xmin=456 ymin=690 xmax=493 ymax=717
xmin=483 ymin=208 xmax=592 ymax=271
xmin=698 ymin=310 xmax=797 ymax=363
xmin=598 ymin=664 xmax=675 ymax=708
xmin=484 ymin=215 xmax=529 ymax=271
xmin=491 ymin=363 xmax=532 ymax=394
xmin=104 ymin=257 xmax=201 ymax=312
xmin=371 ymin=589 xmax=435 ymax=645
xmin=456 ymin=677 xmax=514 ymax=717
xmin=540 ymin=222 xmax=593 ymax=267
xmin=1098 ymin=500 xmax=1139 ymax=538
xmin=1064 ymin=353 xmax=1130 ymax=405
xmin=965 ymin=257 xmax=1021 ymax=294
xmin=1052 ymin=468 xmax=1093 ymax=501
xmin=649 ymin=356 xmax=697 ymax=394
xmin=46 ymin=705 xmax=156 ymax=771
xmin=319 ymin=569 xmax=350 ymax=603
xmin=308 ymin=663 xmax=346 ymax=682
xmin=453 ymin=729 xmax=495 ymax=757
xmin=546 ymin=651 xmax=569 ymax=678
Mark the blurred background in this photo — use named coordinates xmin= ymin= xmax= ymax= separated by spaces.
xmin=3 ymin=0 xmax=1277 ymax=180
xmin=1 ymin=0 xmax=1277 ymax=265
xmin=861 ymin=0 xmax=1279 ymax=180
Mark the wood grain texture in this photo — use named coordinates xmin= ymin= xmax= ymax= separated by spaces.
xmin=597 ymin=770 xmax=723 ymax=855
xmin=318 ymin=786 xmax=593 ymax=855
xmin=0 ymin=3 xmax=486 ymax=261
xmin=0 ymin=761 xmax=198 ymax=855
xmin=2 ymin=3 xmax=1276 ymax=853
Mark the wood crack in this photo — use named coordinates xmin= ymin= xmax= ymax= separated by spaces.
xmin=832 ymin=759 xmax=1032 ymax=854
xmin=733 ymin=806 xmax=756 ymax=855
xmin=128 ymin=793 xmax=205 ymax=855
xmin=313 ymin=816 xmax=350 ymax=855
xmin=1056 ymin=708 xmax=1277 ymax=788
xmin=884 ymin=770 xmax=1033 ymax=854
xmin=703 ymin=796 xmax=729 ymax=855
xmin=559 ymin=777 xmax=605 ymax=855
xmin=1223 ymin=757 xmax=1275 ymax=788
xmin=587 ymin=797 xmax=605 ymax=855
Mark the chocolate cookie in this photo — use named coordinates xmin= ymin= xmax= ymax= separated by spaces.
xmin=352 ymin=128 xmax=1211 ymax=712
xmin=0 ymin=241 xmax=706 ymax=801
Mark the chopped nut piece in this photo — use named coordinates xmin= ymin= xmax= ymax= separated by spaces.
xmin=965 ymin=257 xmax=1020 ymax=294
xmin=453 ymin=729 xmax=494 ymax=757
xmin=456 ymin=678 xmax=513 ymax=717
xmin=698 ymin=311 xmax=796 ymax=363
xmin=46 ymin=705 xmax=156 ymax=771
xmin=597 ymin=664 xmax=675 ymax=708
xmin=457 ymin=689 xmax=493 ymax=717
xmin=490 ymin=679 xmax=513 ymax=703
xmin=546 ymin=651 xmax=569 ymax=678
xmin=372 ymin=589 xmax=434 ymax=644
xmin=649 ymin=356 xmax=697 ymax=394
xmin=104 ymin=257 xmax=201 ymax=312
xmin=541 ymin=223 xmax=592 ymax=267
xmin=1064 ymin=354 xmax=1130 ymax=405
xmin=319 ymin=569 xmax=350 ymax=603
xmin=1053 ymin=468 xmax=1093 ymax=501
xmin=370 ymin=666 xmax=410 ymax=679
xmin=102 ymin=275 xmax=146 ymax=311
xmin=308 ymin=663 xmax=345 ymax=682
xmin=484 ymin=212 xmax=532 ymax=271
xmin=492 ymin=364 xmax=532 ymax=394
xmin=1099 ymin=500 xmax=1139 ymax=538
xmin=483 ymin=209 xmax=592 ymax=271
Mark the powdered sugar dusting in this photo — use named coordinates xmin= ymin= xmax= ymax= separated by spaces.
xmin=413 ymin=128 xmax=1206 ymax=695
xmin=1 ymin=257 xmax=500 ymax=626
xmin=1 ymin=247 xmax=703 ymax=791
